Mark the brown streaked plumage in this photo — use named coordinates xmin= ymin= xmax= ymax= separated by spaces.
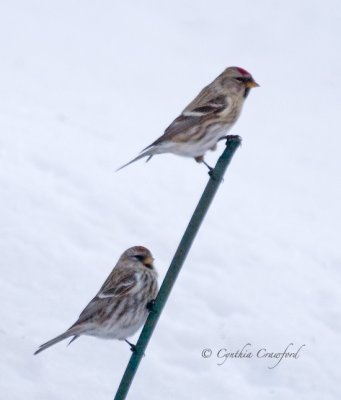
xmin=117 ymin=66 xmax=259 ymax=171
xmin=34 ymin=246 xmax=158 ymax=355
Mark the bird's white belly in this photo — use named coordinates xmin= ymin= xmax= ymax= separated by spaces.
xmin=85 ymin=307 xmax=148 ymax=340
xmin=158 ymin=123 xmax=231 ymax=158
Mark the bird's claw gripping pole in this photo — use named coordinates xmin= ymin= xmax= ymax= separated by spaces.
xmin=114 ymin=135 xmax=242 ymax=400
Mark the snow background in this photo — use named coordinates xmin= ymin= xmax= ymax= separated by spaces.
xmin=1 ymin=0 xmax=340 ymax=399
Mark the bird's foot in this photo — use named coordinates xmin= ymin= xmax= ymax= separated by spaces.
xmin=202 ymin=161 xmax=219 ymax=181
xmin=224 ymin=135 xmax=242 ymax=145
xmin=124 ymin=339 xmax=146 ymax=356
xmin=130 ymin=344 xmax=137 ymax=352
xmin=208 ymin=169 xmax=222 ymax=182
xmin=124 ymin=339 xmax=137 ymax=353
xmin=146 ymin=299 xmax=156 ymax=313
xmin=205 ymin=164 xmax=220 ymax=181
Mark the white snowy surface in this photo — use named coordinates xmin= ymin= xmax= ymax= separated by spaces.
xmin=1 ymin=1 xmax=341 ymax=399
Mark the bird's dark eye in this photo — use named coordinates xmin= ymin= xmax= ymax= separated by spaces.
xmin=235 ymin=77 xmax=249 ymax=83
xmin=134 ymin=255 xmax=145 ymax=262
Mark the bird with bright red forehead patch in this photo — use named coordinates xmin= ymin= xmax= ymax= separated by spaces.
xmin=34 ymin=246 xmax=158 ymax=355
xmin=117 ymin=66 xmax=259 ymax=171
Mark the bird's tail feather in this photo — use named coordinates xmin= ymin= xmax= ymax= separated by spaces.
xmin=67 ymin=335 xmax=80 ymax=346
xmin=116 ymin=148 xmax=155 ymax=172
xmin=34 ymin=330 xmax=76 ymax=355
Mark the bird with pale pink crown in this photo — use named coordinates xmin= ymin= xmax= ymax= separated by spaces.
xmin=117 ymin=66 xmax=259 ymax=171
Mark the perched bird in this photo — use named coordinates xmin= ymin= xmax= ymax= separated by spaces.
xmin=117 ymin=66 xmax=259 ymax=171
xmin=34 ymin=246 xmax=158 ymax=355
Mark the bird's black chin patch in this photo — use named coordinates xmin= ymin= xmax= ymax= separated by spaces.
xmin=243 ymin=87 xmax=250 ymax=98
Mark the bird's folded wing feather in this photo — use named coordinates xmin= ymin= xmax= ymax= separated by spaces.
xmin=184 ymin=94 xmax=227 ymax=116
xmin=71 ymin=271 xmax=138 ymax=326
xmin=146 ymin=95 xmax=228 ymax=147
xmin=99 ymin=274 xmax=137 ymax=298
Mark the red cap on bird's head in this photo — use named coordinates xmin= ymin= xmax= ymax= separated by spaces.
xmin=235 ymin=67 xmax=252 ymax=76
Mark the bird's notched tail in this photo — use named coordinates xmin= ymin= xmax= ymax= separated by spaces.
xmin=116 ymin=148 xmax=155 ymax=172
xmin=34 ymin=330 xmax=76 ymax=355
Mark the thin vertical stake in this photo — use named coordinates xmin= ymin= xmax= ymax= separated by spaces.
xmin=114 ymin=136 xmax=241 ymax=400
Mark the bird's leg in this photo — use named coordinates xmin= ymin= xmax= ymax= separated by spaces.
xmin=124 ymin=339 xmax=137 ymax=352
xmin=194 ymin=156 xmax=221 ymax=180
xmin=195 ymin=156 xmax=213 ymax=172
xmin=146 ymin=299 xmax=156 ymax=313
xmin=202 ymin=159 xmax=214 ymax=172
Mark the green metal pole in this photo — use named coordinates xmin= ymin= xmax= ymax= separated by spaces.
xmin=114 ymin=136 xmax=241 ymax=400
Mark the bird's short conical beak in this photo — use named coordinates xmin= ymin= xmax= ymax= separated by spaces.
xmin=143 ymin=256 xmax=154 ymax=267
xmin=246 ymin=81 xmax=260 ymax=88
